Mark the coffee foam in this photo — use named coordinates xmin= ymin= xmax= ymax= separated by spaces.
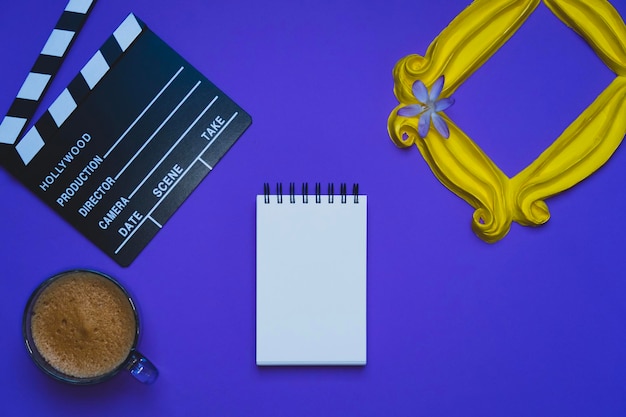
xmin=30 ymin=271 xmax=137 ymax=379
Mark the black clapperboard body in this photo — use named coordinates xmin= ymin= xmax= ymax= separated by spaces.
xmin=0 ymin=3 xmax=251 ymax=266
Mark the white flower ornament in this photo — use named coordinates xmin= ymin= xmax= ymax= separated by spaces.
xmin=397 ymin=76 xmax=455 ymax=139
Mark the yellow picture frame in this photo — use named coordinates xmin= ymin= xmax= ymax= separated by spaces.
xmin=388 ymin=0 xmax=626 ymax=243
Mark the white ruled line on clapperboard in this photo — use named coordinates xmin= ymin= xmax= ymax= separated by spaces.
xmin=123 ymin=95 xmax=220 ymax=199
xmin=0 ymin=0 xmax=252 ymax=266
xmin=113 ymin=81 xmax=207 ymax=184
xmin=115 ymin=110 xmax=239 ymax=255
xmin=103 ymin=66 xmax=185 ymax=160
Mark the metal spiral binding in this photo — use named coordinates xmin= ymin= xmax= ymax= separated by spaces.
xmin=302 ymin=182 xmax=308 ymax=203
xmin=276 ymin=182 xmax=282 ymax=203
xmin=263 ymin=183 xmax=270 ymax=204
xmin=262 ymin=182 xmax=360 ymax=204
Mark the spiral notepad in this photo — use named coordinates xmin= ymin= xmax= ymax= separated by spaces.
xmin=256 ymin=183 xmax=367 ymax=366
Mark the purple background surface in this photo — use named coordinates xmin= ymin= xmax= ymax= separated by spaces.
xmin=1 ymin=0 xmax=626 ymax=416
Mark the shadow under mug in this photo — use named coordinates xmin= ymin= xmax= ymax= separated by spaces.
xmin=23 ymin=269 xmax=158 ymax=385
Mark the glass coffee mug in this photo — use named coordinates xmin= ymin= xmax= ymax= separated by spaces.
xmin=23 ymin=269 xmax=158 ymax=385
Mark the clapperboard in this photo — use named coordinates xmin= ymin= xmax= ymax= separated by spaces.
xmin=0 ymin=0 xmax=251 ymax=266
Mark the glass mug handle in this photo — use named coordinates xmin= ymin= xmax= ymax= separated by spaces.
xmin=126 ymin=349 xmax=159 ymax=384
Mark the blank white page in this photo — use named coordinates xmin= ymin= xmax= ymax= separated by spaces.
xmin=256 ymin=194 xmax=367 ymax=365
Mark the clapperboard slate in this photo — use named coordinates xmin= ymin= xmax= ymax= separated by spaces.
xmin=0 ymin=4 xmax=251 ymax=266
